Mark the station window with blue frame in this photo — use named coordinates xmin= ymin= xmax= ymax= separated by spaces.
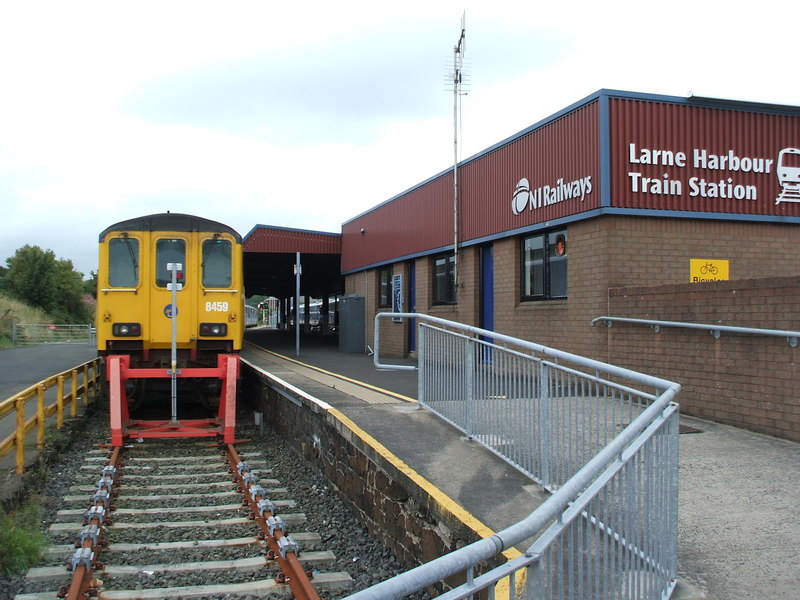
xmin=155 ymin=239 xmax=186 ymax=288
xmin=433 ymin=253 xmax=457 ymax=305
xmin=378 ymin=266 xmax=392 ymax=308
xmin=202 ymin=238 xmax=232 ymax=287
xmin=108 ymin=236 xmax=139 ymax=287
xmin=521 ymin=229 xmax=567 ymax=300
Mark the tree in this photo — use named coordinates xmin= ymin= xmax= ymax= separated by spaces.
xmin=5 ymin=245 xmax=58 ymax=312
xmin=83 ymin=271 xmax=98 ymax=299
xmin=4 ymin=245 xmax=90 ymax=323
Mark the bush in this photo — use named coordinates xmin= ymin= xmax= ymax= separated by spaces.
xmin=0 ymin=502 xmax=48 ymax=576
xmin=0 ymin=293 xmax=53 ymax=348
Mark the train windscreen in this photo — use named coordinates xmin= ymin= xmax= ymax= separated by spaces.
xmin=109 ymin=237 xmax=139 ymax=287
xmin=202 ymin=239 xmax=232 ymax=287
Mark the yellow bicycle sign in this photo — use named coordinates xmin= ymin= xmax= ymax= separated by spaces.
xmin=690 ymin=259 xmax=729 ymax=282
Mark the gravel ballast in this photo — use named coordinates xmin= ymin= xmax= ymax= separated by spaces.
xmin=1 ymin=403 xmax=431 ymax=599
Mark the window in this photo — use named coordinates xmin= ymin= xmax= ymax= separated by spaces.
xmin=108 ymin=237 xmax=139 ymax=287
xmin=378 ymin=266 xmax=392 ymax=307
xmin=202 ymin=238 xmax=232 ymax=287
xmin=433 ymin=253 xmax=456 ymax=305
xmin=522 ymin=229 xmax=567 ymax=300
xmin=155 ymin=239 xmax=186 ymax=287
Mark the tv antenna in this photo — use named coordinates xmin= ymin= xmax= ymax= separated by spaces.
xmin=447 ymin=12 xmax=468 ymax=299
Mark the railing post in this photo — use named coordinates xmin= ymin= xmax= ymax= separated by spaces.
xmin=82 ymin=364 xmax=88 ymax=405
xmin=538 ymin=361 xmax=550 ymax=489
xmin=57 ymin=375 xmax=65 ymax=428
xmin=36 ymin=385 xmax=46 ymax=449
xmin=15 ymin=395 xmax=25 ymax=474
xmin=524 ymin=556 xmax=545 ymax=600
xmin=70 ymin=370 xmax=78 ymax=417
xmin=465 ymin=337 xmax=475 ymax=437
xmin=89 ymin=360 xmax=97 ymax=400
xmin=418 ymin=325 xmax=426 ymax=406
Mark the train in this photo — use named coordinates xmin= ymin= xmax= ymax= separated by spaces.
xmin=96 ymin=212 xmax=245 ymax=446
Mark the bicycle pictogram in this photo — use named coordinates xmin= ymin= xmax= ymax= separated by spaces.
xmin=699 ymin=262 xmax=718 ymax=275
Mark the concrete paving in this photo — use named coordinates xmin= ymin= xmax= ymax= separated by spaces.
xmin=2 ymin=331 xmax=799 ymax=599
xmin=244 ymin=329 xmax=800 ymax=600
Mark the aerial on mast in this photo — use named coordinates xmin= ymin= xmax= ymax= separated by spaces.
xmin=449 ymin=12 xmax=468 ymax=300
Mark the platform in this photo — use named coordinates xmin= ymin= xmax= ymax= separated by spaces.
xmin=241 ymin=328 xmax=800 ymax=600
xmin=2 ymin=331 xmax=798 ymax=599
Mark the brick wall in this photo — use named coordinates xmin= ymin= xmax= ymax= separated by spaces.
xmin=242 ymin=365 xmax=498 ymax=590
xmin=596 ymin=276 xmax=800 ymax=441
xmin=344 ymin=216 xmax=800 ymax=439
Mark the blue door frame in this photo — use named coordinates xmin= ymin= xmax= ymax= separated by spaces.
xmin=480 ymin=245 xmax=494 ymax=342
xmin=408 ymin=262 xmax=416 ymax=352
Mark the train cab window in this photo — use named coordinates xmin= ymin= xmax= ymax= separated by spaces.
xmin=202 ymin=238 xmax=232 ymax=287
xmin=155 ymin=239 xmax=186 ymax=287
xmin=108 ymin=237 xmax=139 ymax=287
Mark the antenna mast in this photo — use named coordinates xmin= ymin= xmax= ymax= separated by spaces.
xmin=451 ymin=13 xmax=466 ymax=301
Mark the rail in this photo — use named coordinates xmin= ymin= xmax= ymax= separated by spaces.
xmin=11 ymin=323 xmax=94 ymax=346
xmin=356 ymin=313 xmax=680 ymax=600
xmin=591 ymin=315 xmax=800 ymax=347
xmin=0 ymin=358 xmax=101 ymax=473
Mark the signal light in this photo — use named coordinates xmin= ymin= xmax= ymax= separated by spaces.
xmin=199 ymin=323 xmax=227 ymax=337
xmin=112 ymin=323 xmax=141 ymax=337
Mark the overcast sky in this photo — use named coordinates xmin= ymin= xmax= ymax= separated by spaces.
xmin=0 ymin=1 xmax=796 ymax=279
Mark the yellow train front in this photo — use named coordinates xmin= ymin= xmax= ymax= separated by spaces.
xmin=96 ymin=212 xmax=244 ymax=446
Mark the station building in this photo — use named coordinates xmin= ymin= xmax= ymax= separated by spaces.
xmin=339 ymin=89 xmax=800 ymax=365
xmin=244 ymin=89 xmax=800 ymax=440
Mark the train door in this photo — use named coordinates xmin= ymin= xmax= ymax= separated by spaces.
xmin=149 ymin=234 xmax=193 ymax=350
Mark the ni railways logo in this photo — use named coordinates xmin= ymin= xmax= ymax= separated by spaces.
xmin=511 ymin=174 xmax=593 ymax=215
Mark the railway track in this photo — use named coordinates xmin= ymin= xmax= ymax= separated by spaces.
xmin=14 ymin=438 xmax=353 ymax=600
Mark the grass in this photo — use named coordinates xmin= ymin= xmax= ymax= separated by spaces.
xmin=0 ymin=294 xmax=55 ymax=348
xmin=0 ymin=502 xmax=48 ymax=576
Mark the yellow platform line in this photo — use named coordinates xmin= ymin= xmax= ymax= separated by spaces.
xmin=244 ymin=342 xmax=527 ymax=597
xmin=243 ymin=342 xmax=417 ymax=403
xmin=326 ymin=406 xmax=524 ymax=598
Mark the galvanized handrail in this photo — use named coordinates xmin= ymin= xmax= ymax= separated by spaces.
xmin=592 ymin=315 xmax=800 ymax=347
xmin=359 ymin=313 xmax=681 ymax=600
xmin=375 ymin=312 xmax=678 ymax=391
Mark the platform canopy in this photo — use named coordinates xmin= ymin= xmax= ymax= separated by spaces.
xmin=242 ymin=225 xmax=343 ymax=299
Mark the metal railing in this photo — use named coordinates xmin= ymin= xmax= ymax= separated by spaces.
xmin=352 ymin=313 xmax=680 ymax=600
xmin=591 ymin=315 xmax=800 ymax=347
xmin=12 ymin=323 xmax=95 ymax=346
xmin=0 ymin=358 xmax=101 ymax=473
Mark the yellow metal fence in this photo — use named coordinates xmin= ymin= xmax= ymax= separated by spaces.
xmin=0 ymin=358 xmax=102 ymax=473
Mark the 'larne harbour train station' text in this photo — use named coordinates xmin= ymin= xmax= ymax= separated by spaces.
xmin=627 ymin=143 xmax=774 ymax=200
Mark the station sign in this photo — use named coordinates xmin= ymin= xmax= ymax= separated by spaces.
xmin=610 ymin=98 xmax=800 ymax=218
xmin=689 ymin=259 xmax=729 ymax=283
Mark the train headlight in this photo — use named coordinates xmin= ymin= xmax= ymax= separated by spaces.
xmin=199 ymin=323 xmax=227 ymax=337
xmin=112 ymin=323 xmax=141 ymax=336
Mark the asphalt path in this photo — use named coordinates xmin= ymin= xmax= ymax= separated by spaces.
xmin=0 ymin=343 xmax=97 ymax=470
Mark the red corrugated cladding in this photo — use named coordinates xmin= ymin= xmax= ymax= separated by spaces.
xmin=244 ymin=226 xmax=341 ymax=254
xmin=342 ymin=101 xmax=601 ymax=272
xmin=610 ymin=98 xmax=800 ymax=216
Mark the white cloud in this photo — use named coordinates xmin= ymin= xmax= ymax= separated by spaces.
xmin=0 ymin=1 xmax=796 ymax=278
